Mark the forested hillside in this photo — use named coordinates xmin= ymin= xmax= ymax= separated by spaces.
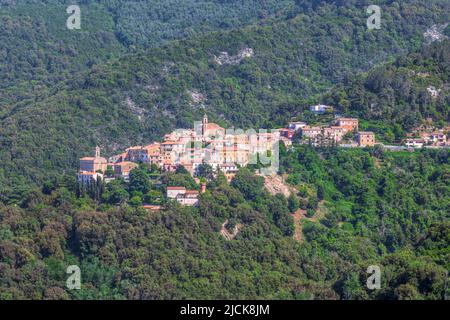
xmin=0 ymin=1 xmax=123 ymax=105
xmin=0 ymin=147 xmax=448 ymax=299
xmin=0 ymin=1 xmax=449 ymax=301
xmin=1 ymin=0 xmax=449 ymax=198
xmin=0 ymin=0 xmax=294 ymax=105
xmin=323 ymin=40 xmax=450 ymax=142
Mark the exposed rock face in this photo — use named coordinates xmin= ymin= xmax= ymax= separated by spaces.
xmin=427 ymin=86 xmax=441 ymax=98
xmin=263 ymin=174 xmax=294 ymax=198
xmin=220 ymin=220 xmax=243 ymax=241
xmin=125 ymin=97 xmax=147 ymax=121
xmin=214 ymin=48 xmax=254 ymax=65
xmin=423 ymin=24 xmax=449 ymax=44
xmin=187 ymin=89 xmax=207 ymax=110
xmin=187 ymin=90 xmax=207 ymax=104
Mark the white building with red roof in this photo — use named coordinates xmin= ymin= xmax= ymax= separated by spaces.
xmin=167 ymin=185 xmax=206 ymax=206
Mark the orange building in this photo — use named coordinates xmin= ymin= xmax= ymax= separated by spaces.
xmin=336 ymin=118 xmax=359 ymax=132
xmin=357 ymin=132 xmax=376 ymax=147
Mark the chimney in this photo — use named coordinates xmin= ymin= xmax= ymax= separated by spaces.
xmin=200 ymin=183 xmax=206 ymax=194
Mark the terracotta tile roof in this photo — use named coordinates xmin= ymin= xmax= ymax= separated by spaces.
xmin=143 ymin=205 xmax=163 ymax=211
xmin=80 ymin=156 xmax=107 ymax=162
xmin=162 ymin=141 xmax=184 ymax=145
xmin=204 ymin=123 xmax=224 ymax=131
xmin=115 ymin=161 xmax=137 ymax=166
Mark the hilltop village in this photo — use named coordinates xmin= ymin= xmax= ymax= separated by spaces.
xmin=77 ymin=108 xmax=449 ymax=206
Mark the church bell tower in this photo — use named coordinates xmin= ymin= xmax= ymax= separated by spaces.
xmin=202 ymin=114 xmax=208 ymax=135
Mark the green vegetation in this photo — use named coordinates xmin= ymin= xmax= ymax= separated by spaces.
xmin=0 ymin=0 xmax=294 ymax=106
xmin=0 ymin=147 xmax=448 ymax=299
xmin=1 ymin=1 xmax=449 ymax=196
xmin=0 ymin=1 xmax=448 ymax=300
xmin=324 ymin=40 xmax=450 ymax=142
xmin=0 ymin=1 xmax=124 ymax=106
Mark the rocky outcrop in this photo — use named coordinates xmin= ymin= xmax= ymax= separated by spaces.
xmin=263 ymin=174 xmax=295 ymax=198
xmin=220 ymin=220 xmax=243 ymax=241
xmin=214 ymin=48 xmax=254 ymax=65
xmin=423 ymin=24 xmax=449 ymax=45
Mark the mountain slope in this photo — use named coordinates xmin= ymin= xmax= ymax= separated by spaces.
xmin=323 ymin=40 xmax=450 ymax=142
xmin=0 ymin=1 xmax=124 ymax=106
xmin=0 ymin=0 xmax=295 ymax=106
xmin=0 ymin=0 xmax=449 ymax=197
xmin=0 ymin=147 xmax=447 ymax=299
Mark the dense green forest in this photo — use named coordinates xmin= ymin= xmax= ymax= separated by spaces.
xmin=0 ymin=147 xmax=448 ymax=299
xmin=0 ymin=1 xmax=449 ymax=300
xmin=323 ymin=40 xmax=450 ymax=142
xmin=0 ymin=0 xmax=295 ymax=105
xmin=1 ymin=0 xmax=449 ymax=198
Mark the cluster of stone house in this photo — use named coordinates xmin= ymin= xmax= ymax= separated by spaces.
xmin=282 ymin=118 xmax=376 ymax=147
xmin=78 ymin=115 xmax=279 ymax=185
xmin=403 ymin=130 xmax=448 ymax=149
xmin=77 ymin=115 xmax=379 ymax=186
xmin=404 ymin=131 xmax=448 ymax=148
xmin=113 ymin=115 xmax=279 ymax=180
xmin=398 ymin=118 xmax=449 ymax=149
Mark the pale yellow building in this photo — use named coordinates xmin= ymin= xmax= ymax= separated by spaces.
xmin=79 ymin=146 xmax=107 ymax=173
